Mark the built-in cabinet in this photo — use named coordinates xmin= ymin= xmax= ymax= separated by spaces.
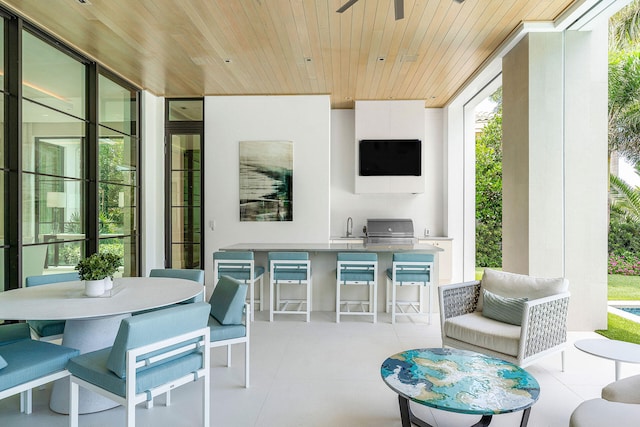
xmin=418 ymin=238 xmax=452 ymax=284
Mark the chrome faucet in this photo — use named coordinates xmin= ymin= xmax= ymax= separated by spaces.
xmin=346 ymin=217 xmax=353 ymax=237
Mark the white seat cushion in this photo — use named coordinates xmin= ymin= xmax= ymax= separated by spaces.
xmin=602 ymin=374 xmax=640 ymax=404
xmin=570 ymin=399 xmax=640 ymax=427
xmin=443 ymin=312 xmax=521 ymax=357
xmin=478 ymin=268 xmax=568 ymax=310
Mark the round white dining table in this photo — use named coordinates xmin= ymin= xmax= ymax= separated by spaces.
xmin=0 ymin=276 xmax=204 ymax=414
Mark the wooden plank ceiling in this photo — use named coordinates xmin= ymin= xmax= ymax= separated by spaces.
xmin=0 ymin=0 xmax=575 ymax=109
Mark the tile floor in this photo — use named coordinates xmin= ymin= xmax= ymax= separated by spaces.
xmin=1 ymin=311 xmax=637 ymax=427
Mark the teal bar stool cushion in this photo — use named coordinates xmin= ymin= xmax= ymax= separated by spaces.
xmin=337 ymin=252 xmax=377 ymax=283
xmin=0 ymin=339 xmax=79 ymax=391
xmin=385 ymin=253 xmax=434 ymax=283
xmin=269 ymin=252 xmax=310 ymax=282
xmin=209 ymin=276 xmax=248 ymax=325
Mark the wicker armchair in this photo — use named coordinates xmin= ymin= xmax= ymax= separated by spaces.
xmin=438 ymin=269 xmax=570 ymax=369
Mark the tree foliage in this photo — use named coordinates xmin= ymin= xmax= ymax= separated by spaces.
xmin=476 ymin=94 xmax=503 ymax=268
xmin=609 ymin=51 xmax=640 ymax=162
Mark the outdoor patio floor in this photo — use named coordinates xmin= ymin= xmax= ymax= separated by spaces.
xmin=0 ymin=310 xmax=636 ymax=427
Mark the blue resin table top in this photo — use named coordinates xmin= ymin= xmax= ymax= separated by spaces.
xmin=380 ymin=348 xmax=540 ymax=415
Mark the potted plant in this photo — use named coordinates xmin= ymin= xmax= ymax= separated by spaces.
xmin=75 ymin=253 xmax=112 ymax=297
xmin=101 ymin=252 xmax=121 ymax=290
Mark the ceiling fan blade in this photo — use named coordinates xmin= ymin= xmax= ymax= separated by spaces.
xmin=337 ymin=0 xmax=360 ymax=13
xmin=394 ymin=0 xmax=404 ymax=20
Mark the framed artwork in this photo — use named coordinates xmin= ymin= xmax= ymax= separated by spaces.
xmin=239 ymin=140 xmax=293 ymax=221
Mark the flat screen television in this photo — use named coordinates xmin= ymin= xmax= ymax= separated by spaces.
xmin=358 ymin=139 xmax=422 ymax=176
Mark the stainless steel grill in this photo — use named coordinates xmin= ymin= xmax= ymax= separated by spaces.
xmin=364 ymin=218 xmax=416 ymax=245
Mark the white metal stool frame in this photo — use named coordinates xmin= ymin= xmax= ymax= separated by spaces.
xmin=269 ymin=258 xmax=312 ymax=322
xmin=214 ymin=256 xmax=264 ymax=322
xmin=336 ymin=258 xmax=378 ymax=323
xmin=386 ymin=260 xmax=434 ymax=324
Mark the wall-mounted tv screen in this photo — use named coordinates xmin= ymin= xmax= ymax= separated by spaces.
xmin=359 ymin=139 xmax=422 ymax=176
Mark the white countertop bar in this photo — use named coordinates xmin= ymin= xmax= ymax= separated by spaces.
xmin=220 ymin=242 xmax=444 ymax=253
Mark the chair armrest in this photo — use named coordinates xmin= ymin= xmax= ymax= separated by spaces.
xmin=438 ymin=281 xmax=481 ymax=321
xmin=520 ymin=292 xmax=571 ymax=359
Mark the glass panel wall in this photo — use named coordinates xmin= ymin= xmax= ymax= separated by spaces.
xmin=21 ymin=29 xmax=86 ymax=283
xmin=98 ymin=73 xmax=139 ymax=277
xmin=0 ymin=19 xmax=5 ymax=291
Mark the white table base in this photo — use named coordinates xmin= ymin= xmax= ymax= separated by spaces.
xmin=50 ymin=314 xmax=130 ymax=414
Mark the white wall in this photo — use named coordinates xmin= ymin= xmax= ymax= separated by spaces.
xmin=330 ymin=108 xmax=444 ymax=239
xmin=204 ymin=95 xmax=331 ymax=288
xmin=140 ymin=91 xmax=165 ymax=275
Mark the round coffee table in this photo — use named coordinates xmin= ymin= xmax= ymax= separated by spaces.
xmin=575 ymin=338 xmax=640 ymax=380
xmin=380 ymin=348 xmax=540 ymax=427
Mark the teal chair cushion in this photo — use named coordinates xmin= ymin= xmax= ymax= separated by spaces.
xmin=0 ymin=356 xmax=7 ymax=370
xmin=0 ymin=339 xmax=79 ymax=391
xmin=106 ymin=302 xmax=211 ymax=379
xmin=27 ymin=320 xmax=66 ymax=338
xmin=0 ymin=323 xmax=31 ymax=346
xmin=148 ymin=269 xmax=205 ymax=304
xmin=67 ymin=347 xmax=204 ymax=398
xmin=149 ymin=269 xmax=205 ymax=284
xmin=209 ymin=276 xmax=248 ymax=325
xmin=25 ymin=272 xmax=80 ymax=287
xmin=207 ymin=316 xmax=246 ymax=342
xmin=25 ymin=273 xmax=78 ymax=338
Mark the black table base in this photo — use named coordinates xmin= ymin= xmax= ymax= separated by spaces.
xmin=398 ymin=395 xmax=532 ymax=427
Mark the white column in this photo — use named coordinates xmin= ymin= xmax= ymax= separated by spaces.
xmin=501 ymin=27 xmax=608 ymax=330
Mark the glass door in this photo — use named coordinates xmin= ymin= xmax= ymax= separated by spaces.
xmin=165 ymin=99 xmax=204 ymax=269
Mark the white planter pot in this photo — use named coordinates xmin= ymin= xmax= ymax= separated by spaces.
xmin=103 ymin=277 xmax=113 ymax=291
xmin=85 ymin=279 xmax=105 ymax=297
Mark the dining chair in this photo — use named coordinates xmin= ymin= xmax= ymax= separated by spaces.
xmin=208 ymin=275 xmax=250 ymax=387
xmin=25 ymin=271 xmax=81 ymax=341
xmin=268 ymin=252 xmax=312 ymax=322
xmin=336 ymin=252 xmax=378 ymax=323
xmin=67 ymin=302 xmax=211 ymax=427
xmin=213 ymin=251 xmax=264 ymax=321
xmin=149 ymin=268 xmax=205 ymax=303
xmin=386 ymin=253 xmax=434 ymax=324
xmin=0 ymin=323 xmax=79 ymax=415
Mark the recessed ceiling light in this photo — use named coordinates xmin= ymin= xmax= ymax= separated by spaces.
xmin=377 ymin=57 xmax=386 ymax=62
xmin=77 ymin=0 xmax=91 ymax=4
xmin=223 ymin=59 xmax=232 ymax=63
xmin=304 ymin=57 xmax=312 ymax=62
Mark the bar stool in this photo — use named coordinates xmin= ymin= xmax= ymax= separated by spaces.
xmin=268 ymin=252 xmax=311 ymax=322
xmin=386 ymin=253 xmax=434 ymax=324
xmin=335 ymin=252 xmax=377 ymax=323
xmin=213 ymin=251 xmax=265 ymax=321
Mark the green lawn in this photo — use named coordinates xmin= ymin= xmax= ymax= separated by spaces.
xmin=608 ymin=274 xmax=640 ymax=300
xmin=598 ymin=274 xmax=640 ymax=343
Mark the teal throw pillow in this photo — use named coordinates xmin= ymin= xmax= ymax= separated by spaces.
xmin=482 ymin=288 xmax=528 ymax=326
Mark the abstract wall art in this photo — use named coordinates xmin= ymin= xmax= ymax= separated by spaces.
xmin=239 ymin=140 xmax=293 ymax=221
